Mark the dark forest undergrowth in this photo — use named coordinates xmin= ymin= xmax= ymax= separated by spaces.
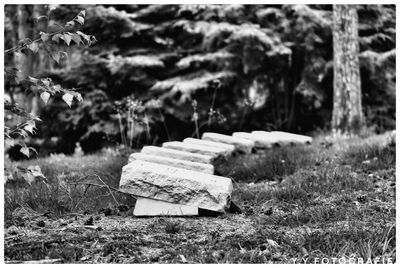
xmin=4 ymin=132 xmax=396 ymax=263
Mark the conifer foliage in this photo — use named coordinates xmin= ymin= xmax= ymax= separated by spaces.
xmin=4 ymin=4 xmax=396 ymax=154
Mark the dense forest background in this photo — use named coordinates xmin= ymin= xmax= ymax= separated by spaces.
xmin=4 ymin=4 xmax=396 ymax=157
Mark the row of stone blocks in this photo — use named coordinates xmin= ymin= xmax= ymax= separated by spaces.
xmin=119 ymin=131 xmax=312 ymax=216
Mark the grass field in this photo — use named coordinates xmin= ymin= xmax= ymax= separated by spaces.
xmin=3 ymin=132 xmax=396 ymax=263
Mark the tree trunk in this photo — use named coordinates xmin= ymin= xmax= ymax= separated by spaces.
xmin=16 ymin=4 xmax=47 ymax=116
xmin=16 ymin=5 xmax=35 ymax=79
xmin=332 ymin=5 xmax=364 ymax=135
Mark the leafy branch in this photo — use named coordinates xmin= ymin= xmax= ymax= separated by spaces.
xmin=4 ymin=7 xmax=96 ymax=181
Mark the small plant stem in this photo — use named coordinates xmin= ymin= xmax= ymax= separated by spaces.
xmin=191 ymin=121 xmax=208 ymax=137
xmin=194 ymin=118 xmax=200 ymax=139
xmin=117 ymin=113 xmax=127 ymax=147
xmin=95 ymin=175 xmax=120 ymax=206
xmin=136 ymin=131 xmax=142 ymax=148
xmin=158 ymin=108 xmax=171 ymax=141
xmin=207 ymin=86 xmax=218 ymax=131
xmin=129 ymin=118 xmax=134 ymax=148
xmin=238 ymin=106 xmax=247 ymax=131
xmin=144 ymin=113 xmax=150 ymax=144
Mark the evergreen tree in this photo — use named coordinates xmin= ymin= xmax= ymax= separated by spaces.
xmin=4 ymin=4 xmax=395 ymax=155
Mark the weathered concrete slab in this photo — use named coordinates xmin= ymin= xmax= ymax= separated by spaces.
xmin=162 ymin=141 xmax=231 ymax=157
xmin=232 ymin=132 xmax=276 ymax=148
xmin=141 ymin=146 xmax=213 ymax=164
xmin=133 ymin=197 xmax=198 ymax=216
xmin=119 ymin=160 xmax=233 ymax=212
xmin=201 ymin=132 xmax=254 ymax=154
xmin=252 ymin=131 xmax=312 ymax=145
xmin=272 ymin=131 xmax=312 ymax=144
xmin=128 ymin=153 xmax=215 ymax=174
xmin=183 ymin=138 xmax=235 ymax=153
xmin=251 ymin=131 xmax=293 ymax=146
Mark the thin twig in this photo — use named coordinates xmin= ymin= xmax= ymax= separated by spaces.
xmin=72 ymin=176 xmax=136 ymax=200
xmin=5 ymin=29 xmax=64 ymax=54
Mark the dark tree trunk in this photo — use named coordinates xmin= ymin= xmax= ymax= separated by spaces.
xmin=332 ymin=5 xmax=364 ymax=135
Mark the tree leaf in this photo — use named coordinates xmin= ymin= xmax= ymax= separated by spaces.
xmin=76 ymin=31 xmax=91 ymax=45
xmin=62 ymin=93 xmax=74 ymax=107
xmin=36 ymin=16 xmax=48 ymax=22
xmin=71 ymin=33 xmax=82 ymax=45
xmin=52 ymin=33 xmax=62 ymax=42
xmin=17 ymin=129 xmax=30 ymax=138
xmin=14 ymin=52 xmax=26 ymax=68
xmin=21 ymin=170 xmax=35 ymax=185
xmin=65 ymin=20 xmax=75 ymax=27
xmin=41 ymin=78 xmax=50 ymax=87
xmin=74 ymin=92 xmax=83 ymax=102
xmin=28 ymin=76 xmax=39 ymax=84
xmin=75 ymin=16 xmax=84 ymax=25
xmin=40 ymin=32 xmax=50 ymax=42
xmin=60 ymin=51 xmax=68 ymax=60
xmin=47 ymin=4 xmax=58 ymax=11
xmin=53 ymin=84 xmax=62 ymax=92
xmin=90 ymin=35 xmax=98 ymax=44
xmin=20 ymin=147 xmax=30 ymax=158
xmin=18 ymin=38 xmax=31 ymax=46
xmin=28 ymin=41 xmax=39 ymax=53
xmin=5 ymin=138 xmax=15 ymax=147
xmin=27 ymin=165 xmax=47 ymax=181
xmin=62 ymin=33 xmax=72 ymax=46
xmin=76 ymin=31 xmax=91 ymax=44
xmin=20 ymin=48 xmax=30 ymax=56
xmin=19 ymin=165 xmax=47 ymax=185
xmin=24 ymin=121 xmax=36 ymax=135
xmin=51 ymin=51 xmax=60 ymax=63
xmin=40 ymin=91 xmax=51 ymax=104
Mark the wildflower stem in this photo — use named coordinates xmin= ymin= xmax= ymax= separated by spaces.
xmin=158 ymin=108 xmax=171 ymax=141
xmin=117 ymin=113 xmax=127 ymax=147
xmin=207 ymin=85 xmax=218 ymax=131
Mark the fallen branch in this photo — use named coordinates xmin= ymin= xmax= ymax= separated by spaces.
xmin=71 ymin=174 xmax=137 ymax=203
xmin=5 ymin=258 xmax=63 ymax=264
xmin=94 ymin=174 xmax=120 ymax=206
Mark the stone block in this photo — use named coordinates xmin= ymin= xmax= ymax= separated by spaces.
xmin=128 ymin=153 xmax=214 ymax=174
xmin=271 ymin=131 xmax=312 ymax=144
xmin=232 ymin=132 xmax=276 ymax=148
xmin=141 ymin=146 xmax=213 ymax=164
xmin=133 ymin=197 xmax=198 ymax=216
xmin=252 ymin=131 xmax=312 ymax=145
xmin=251 ymin=131 xmax=293 ymax=146
xmin=183 ymin=138 xmax=235 ymax=153
xmin=162 ymin=141 xmax=231 ymax=157
xmin=119 ymin=160 xmax=233 ymax=212
xmin=201 ymin=132 xmax=254 ymax=154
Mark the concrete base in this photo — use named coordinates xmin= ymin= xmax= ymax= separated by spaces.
xmin=133 ymin=197 xmax=198 ymax=216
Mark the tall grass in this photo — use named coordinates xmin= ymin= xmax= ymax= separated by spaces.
xmin=4 ymin=151 xmax=132 ymax=221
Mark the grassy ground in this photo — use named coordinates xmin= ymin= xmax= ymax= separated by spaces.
xmin=3 ymin=132 xmax=396 ymax=263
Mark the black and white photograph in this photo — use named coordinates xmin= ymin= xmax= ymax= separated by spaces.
xmin=2 ymin=2 xmax=397 ymax=264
